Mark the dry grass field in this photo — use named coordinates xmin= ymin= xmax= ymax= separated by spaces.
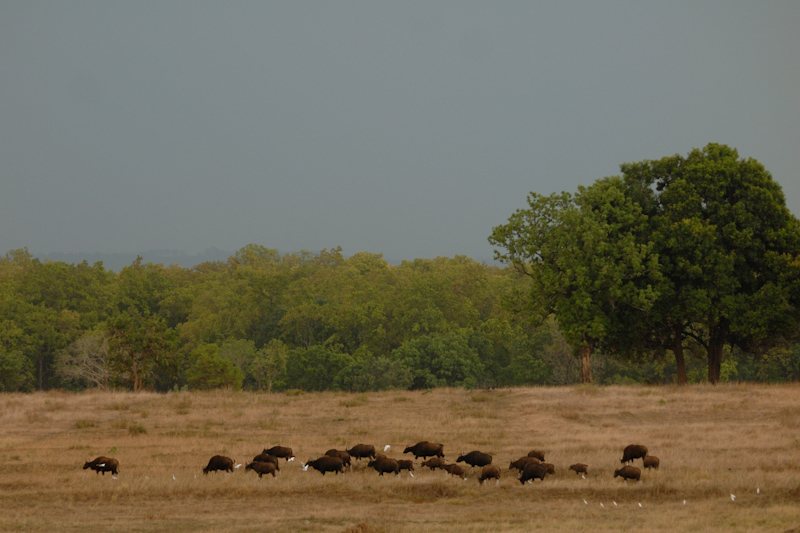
xmin=1 ymin=384 xmax=800 ymax=532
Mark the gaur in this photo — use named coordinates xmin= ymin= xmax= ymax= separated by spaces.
xmin=403 ymin=441 xmax=444 ymax=460
xmin=421 ymin=457 xmax=446 ymax=471
xmin=456 ymin=450 xmax=492 ymax=469
xmin=541 ymin=463 xmax=555 ymax=475
xmin=643 ymin=455 xmax=660 ymax=470
xmin=569 ymin=463 xmax=588 ymax=476
xmin=305 ymin=456 xmax=344 ymax=475
xmin=478 ymin=465 xmax=501 ymax=484
xmin=346 ymin=444 xmax=376 ymax=461
xmin=83 ymin=456 xmax=119 ymax=476
xmin=614 ymin=465 xmax=641 ymax=482
xmin=367 ymin=456 xmax=400 ymax=476
xmin=203 ymin=455 xmax=234 ymax=474
xmin=509 ymin=456 xmax=540 ymax=471
xmin=442 ymin=463 xmax=467 ymax=479
xmin=263 ymin=446 xmax=295 ymax=462
xmin=397 ymin=459 xmax=415 ymax=473
xmin=519 ymin=462 xmax=548 ymax=484
xmin=325 ymin=449 xmax=352 ymax=468
xmin=527 ymin=450 xmax=545 ymax=462
xmin=252 ymin=452 xmax=280 ymax=467
xmin=620 ymin=444 xmax=648 ymax=464
xmin=245 ymin=461 xmax=278 ymax=478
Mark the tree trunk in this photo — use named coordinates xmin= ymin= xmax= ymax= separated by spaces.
xmin=579 ymin=344 xmax=593 ymax=384
xmin=707 ymin=338 xmax=724 ymax=385
xmin=673 ymin=327 xmax=687 ymax=386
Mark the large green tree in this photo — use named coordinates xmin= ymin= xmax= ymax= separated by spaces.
xmin=489 ymin=177 xmax=659 ymax=382
xmin=621 ymin=143 xmax=800 ymax=384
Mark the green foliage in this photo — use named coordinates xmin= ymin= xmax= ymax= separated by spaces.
xmin=0 ymin=349 xmax=35 ymax=391
xmin=249 ymin=339 xmax=288 ymax=392
xmin=334 ymin=355 xmax=413 ymax=392
xmin=186 ymin=344 xmax=244 ymax=390
xmin=391 ymin=331 xmax=484 ymax=389
xmin=284 ymin=346 xmax=353 ymax=391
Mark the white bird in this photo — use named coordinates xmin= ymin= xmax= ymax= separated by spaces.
xmin=600 ymin=503 xmax=604 ymax=508
xmin=384 ymin=445 xmax=391 ymax=452
xmin=172 ymin=474 xmax=176 ymax=481
xmin=730 ymin=494 xmax=736 ymax=501
xmin=410 ymin=472 xmax=415 ymax=478
xmin=234 ymin=463 xmax=242 ymax=469
xmin=302 ymin=465 xmax=308 ymax=472
xmin=757 ymin=488 xmax=760 ymax=494
xmin=583 ymin=499 xmax=588 ymax=505
xmin=287 ymin=457 xmax=295 ymax=463
xmin=112 ymin=476 xmax=118 ymax=480
xmin=581 ymin=475 xmax=586 ymax=479
xmin=613 ymin=501 xmax=618 ymax=507
xmin=98 ymin=463 xmax=105 ymax=468
xmin=683 ymin=500 xmax=686 ymax=505
xmin=638 ymin=503 xmax=642 ymax=508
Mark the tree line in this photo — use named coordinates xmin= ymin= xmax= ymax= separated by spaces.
xmin=1 ymin=143 xmax=799 ymax=392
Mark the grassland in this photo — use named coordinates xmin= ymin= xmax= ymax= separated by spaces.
xmin=1 ymin=384 xmax=799 ymax=532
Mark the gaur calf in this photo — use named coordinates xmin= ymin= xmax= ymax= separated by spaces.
xmin=478 ymin=465 xmax=501 ymax=484
xmin=245 ymin=461 xmax=278 ymax=478
xmin=614 ymin=465 xmax=641 ymax=482
xmin=203 ymin=455 xmax=234 ymax=474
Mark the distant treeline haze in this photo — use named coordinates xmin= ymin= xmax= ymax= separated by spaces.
xmin=1 ymin=242 xmax=798 ymax=392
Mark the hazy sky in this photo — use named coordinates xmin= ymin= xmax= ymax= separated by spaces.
xmin=2 ymin=2 xmax=799 ymax=264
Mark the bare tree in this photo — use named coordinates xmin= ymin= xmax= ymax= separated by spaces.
xmin=55 ymin=333 xmax=110 ymax=389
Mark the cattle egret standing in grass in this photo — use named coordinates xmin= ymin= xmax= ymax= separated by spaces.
xmin=583 ymin=499 xmax=588 ymax=505
xmin=731 ymin=494 xmax=736 ymax=501
xmin=600 ymin=503 xmax=604 ymax=508
xmin=638 ymin=503 xmax=642 ymax=508
xmin=683 ymin=500 xmax=686 ymax=505
xmin=757 ymin=488 xmax=760 ymax=494
xmin=234 ymin=463 xmax=242 ymax=469
xmin=384 ymin=445 xmax=391 ymax=452
xmin=172 ymin=474 xmax=176 ymax=481
xmin=613 ymin=502 xmax=617 ymax=507
xmin=288 ymin=457 xmax=295 ymax=462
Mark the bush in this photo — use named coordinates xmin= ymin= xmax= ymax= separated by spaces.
xmin=334 ymin=356 xmax=412 ymax=392
xmin=0 ymin=350 xmax=34 ymax=392
xmin=186 ymin=344 xmax=244 ymax=390
xmin=391 ymin=332 xmax=484 ymax=390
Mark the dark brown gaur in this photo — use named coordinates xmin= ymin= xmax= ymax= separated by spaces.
xmin=620 ymin=444 xmax=648 ymax=464
xmin=346 ymin=444 xmax=376 ymax=461
xmin=367 ymin=456 xmax=400 ymax=476
xmin=614 ymin=465 xmax=641 ymax=482
xmin=527 ymin=450 xmax=546 ymax=462
xmin=304 ymin=456 xmax=344 ymax=475
xmin=203 ymin=455 xmax=234 ymax=474
xmin=403 ymin=441 xmax=444 ymax=460
xmin=456 ymin=450 xmax=492 ymax=469
xmin=325 ymin=449 xmax=352 ymax=468
xmin=252 ymin=452 xmax=280 ymax=467
xmin=442 ymin=463 xmax=467 ymax=479
xmin=245 ymin=461 xmax=278 ymax=478
xmin=83 ymin=456 xmax=119 ymax=476
xmin=263 ymin=446 xmax=295 ymax=462
xmin=519 ymin=462 xmax=548 ymax=484
xmin=509 ymin=456 xmax=540 ymax=471
xmin=397 ymin=459 xmax=415 ymax=473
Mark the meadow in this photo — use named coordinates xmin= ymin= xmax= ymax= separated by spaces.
xmin=1 ymin=384 xmax=799 ymax=532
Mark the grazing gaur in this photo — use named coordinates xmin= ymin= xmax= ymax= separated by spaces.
xmin=527 ymin=450 xmax=546 ymax=462
xmin=456 ymin=450 xmax=492 ymax=470
xmin=541 ymin=463 xmax=556 ymax=475
xmin=569 ymin=463 xmax=588 ymax=476
xmin=397 ymin=459 xmax=415 ymax=473
xmin=304 ymin=456 xmax=344 ymax=476
xmin=403 ymin=441 xmax=444 ymax=460
xmin=203 ymin=455 xmax=234 ymax=474
xmin=643 ymin=455 xmax=660 ymax=470
xmin=519 ymin=462 xmax=548 ymax=484
xmin=367 ymin=456 xmax=400 ymax=476
xmin=421 ymin=457 xmax=446 ymax=471
xmin=620 ymin=444 xmax=648 ymax=464
xmin=478 ymin=465 xmax=501 ymax=485
xmin=346 ymin=444 xmax=376 ymax=461
xmin=325 ymin=449 xmax=352 ymax=468
xmin=509 ymin=456 xmax=540 ymax=472
xmin=245 ymin=461 xmax=278 ymax=478
xmin=83 ymin=456 xmax=119 ymax=476
xmin=442 ymin=463 xmax=467 ymax=479
xmin=263 ymin=446 xmax=295 ymax=462
xmin=252 ymin=452 xmax=280 ymax=467
xmin=614 ymin=465 xmax=641 ymax=482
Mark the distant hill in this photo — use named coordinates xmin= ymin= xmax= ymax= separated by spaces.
xmin=40 ymin=248 xmax=232 ymax=272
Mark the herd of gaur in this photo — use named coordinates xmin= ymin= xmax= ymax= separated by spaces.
xmin=83 ymin=442 xmax=659 ymax=485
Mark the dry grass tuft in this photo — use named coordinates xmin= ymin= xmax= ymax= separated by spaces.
xmin=1 ymin=385 xmax=800 ymax=531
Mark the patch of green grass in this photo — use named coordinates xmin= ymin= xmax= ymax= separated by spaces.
xmin=128 ymin=422 xmax=147 ymax=435
xmin=75 ymin=419 xmax=96 ymax=429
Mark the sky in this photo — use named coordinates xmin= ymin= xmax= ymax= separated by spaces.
xmin=2 ymin=2 xmax=799 ymax=266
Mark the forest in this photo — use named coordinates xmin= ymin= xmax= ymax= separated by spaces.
xmin=2 ymin=144 xmax=800 ymax=392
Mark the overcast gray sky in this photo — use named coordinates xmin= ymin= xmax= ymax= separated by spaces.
xmin=2 ymin=2 xmax=799 ymax=265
